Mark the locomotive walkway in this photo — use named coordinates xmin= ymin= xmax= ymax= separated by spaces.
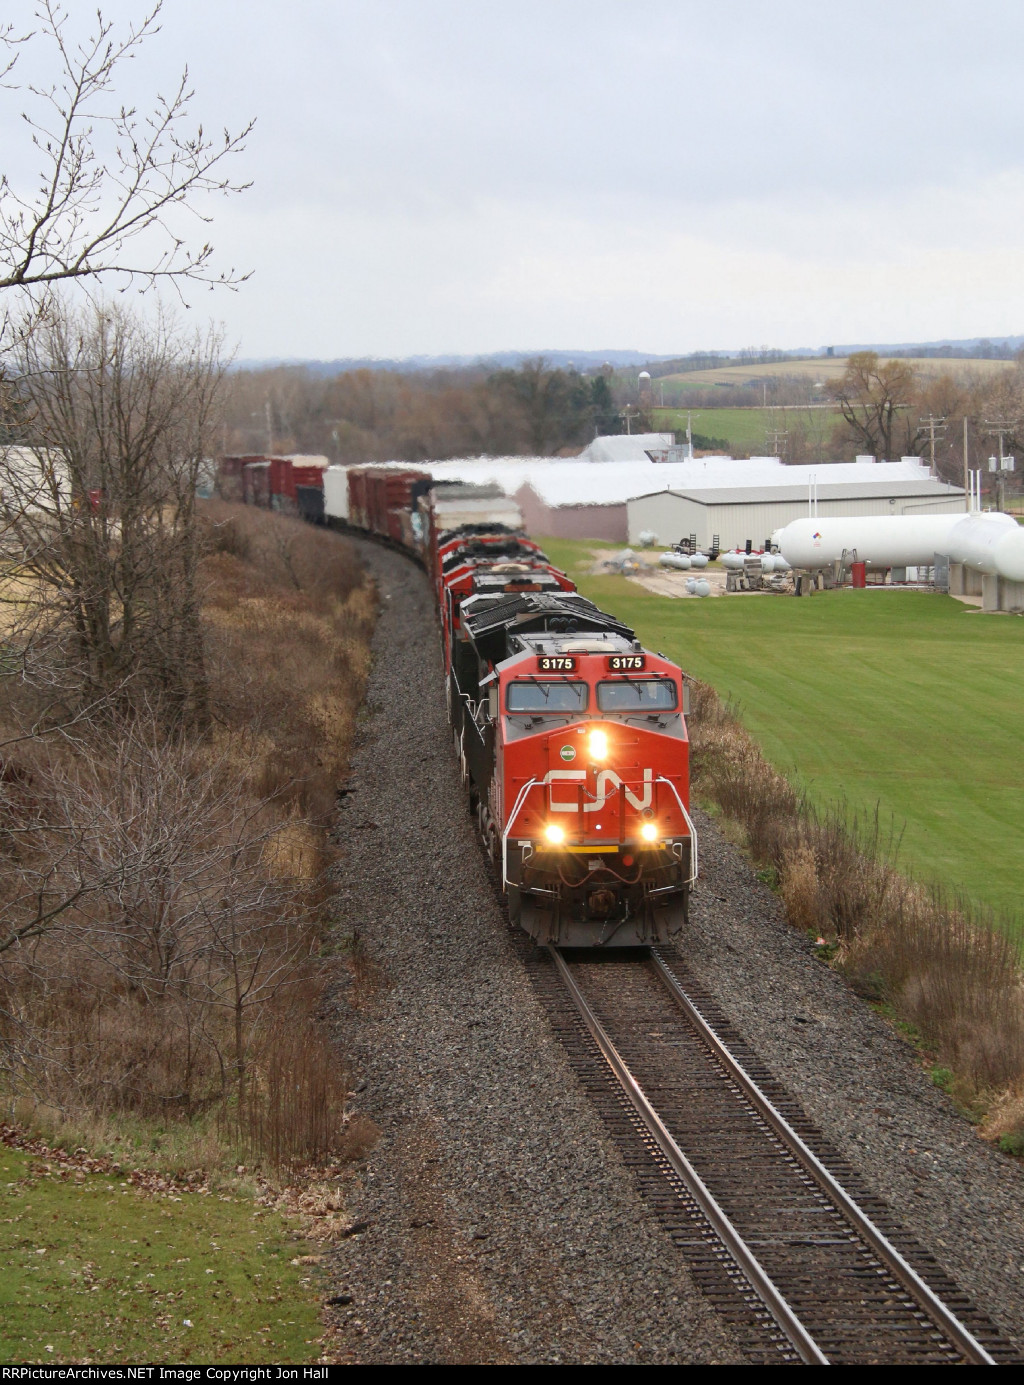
xmin=527 ymin=944 xmax=1016 ymax=1365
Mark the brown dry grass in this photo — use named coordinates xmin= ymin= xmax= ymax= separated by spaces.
xmin=0 ymin=502 xmax=377 ymax=1172
xmin=687 ymin=676 xmax=1024 ymax=1146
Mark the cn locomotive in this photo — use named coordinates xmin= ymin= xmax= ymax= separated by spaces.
xmin=216 ymin=457 xmax=697 ymax=947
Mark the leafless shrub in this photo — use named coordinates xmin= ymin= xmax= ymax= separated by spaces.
xmin=0 ymin=502 xmax=376 ymax=1170
xmin=222 ymin=988 xmax=351 ymax=1169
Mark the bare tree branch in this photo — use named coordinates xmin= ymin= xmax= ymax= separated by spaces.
xmin=0 ymin=2 xmax=252 ymax=299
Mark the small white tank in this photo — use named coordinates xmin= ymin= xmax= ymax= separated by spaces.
xmin=695 ymin=579 xmax=711 ymax=597
xmin=659 ymin=552 xmax=691 ymax=570
xmin=689 ymin=553 xmax=709 ymax=569
xmin=720 ymin=552 xmax=746 ymax=571
xmin=685 ymin=577 xmax=698 ymax=594
xmin=760 ymin=554 xmax=775 ymax=574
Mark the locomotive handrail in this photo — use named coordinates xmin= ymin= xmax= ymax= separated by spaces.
xmin=502 ymin=777 xmax=544 ymax=888
xmin=654 ymin=776 xmax=699 ymax=882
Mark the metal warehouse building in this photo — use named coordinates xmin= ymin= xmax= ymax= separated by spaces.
xmin=627 ymin=477 xmax=967 ymax=551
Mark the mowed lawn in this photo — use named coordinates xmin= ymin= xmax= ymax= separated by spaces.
xmin=541 ymin=539 xmax=1024 ymax=928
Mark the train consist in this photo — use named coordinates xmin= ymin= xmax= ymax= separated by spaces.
xmin=217 ymin=457 xmax=697 ymax=947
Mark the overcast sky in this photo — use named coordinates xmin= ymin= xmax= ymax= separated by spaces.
xmin=6 ymin=0 xmax=1024 ymax=360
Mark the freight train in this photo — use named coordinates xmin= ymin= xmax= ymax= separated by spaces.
xmin=217 ymin=457 xmax=697 ymax=946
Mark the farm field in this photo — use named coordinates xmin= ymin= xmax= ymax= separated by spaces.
xmin=657 ymin=356 xmax=1014 ymax=389
xmin=649 ymin=405 xmax=836 ymax=455
xmin=541 ymin=538 xmax=1024 ymax=931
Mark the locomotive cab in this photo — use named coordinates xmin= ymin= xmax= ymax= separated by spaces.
xmin=495 ymin=634 xmax=696 ymax=947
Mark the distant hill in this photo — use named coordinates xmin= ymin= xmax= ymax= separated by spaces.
xmin=233 ymin=336 xmax=1023 ymax=376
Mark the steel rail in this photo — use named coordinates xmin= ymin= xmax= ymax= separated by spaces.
xmin=649 ymin=949 xmax=997 ymax=1367
xmin=548 ymin=945 xmax=829 ymax=1366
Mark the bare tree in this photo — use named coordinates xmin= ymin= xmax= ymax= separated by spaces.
xmin=2 ymin=296 xmax=225 ymax=727
xmin=0 ymin=721 xmax=315 ymax=1115
xmin=832 ymin=351 xmax=926 ymax=461
xmin=0 ymin=1 xmax=252 ymax=304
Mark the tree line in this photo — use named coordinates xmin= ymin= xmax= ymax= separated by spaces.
xmin=221 ymin=357 xmax=628 ymax=462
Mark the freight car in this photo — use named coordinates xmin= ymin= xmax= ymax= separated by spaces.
xmin=216 ymin=457 xmax=697 ymax=945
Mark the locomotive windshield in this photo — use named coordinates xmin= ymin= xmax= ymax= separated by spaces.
xmin=597 ymin=679 xmax=677 ymax=711
xmin=507 ymin=681 xmax=588 ymax=713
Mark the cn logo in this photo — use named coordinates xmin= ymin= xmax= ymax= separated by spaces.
xmin=544 ymin=768 xmax=653 ymax=812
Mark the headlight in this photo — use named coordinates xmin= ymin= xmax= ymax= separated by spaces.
xmin=544 ymin=823 xmax=566 ymax=844
xmin=588 ymin=729 xmax=608 ymax=760
xmin=640 ymin=822 xmax=659 ymax=843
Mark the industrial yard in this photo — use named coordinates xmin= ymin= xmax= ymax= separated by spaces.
xmin=544 ymin=537 xmax=1024 ymax=928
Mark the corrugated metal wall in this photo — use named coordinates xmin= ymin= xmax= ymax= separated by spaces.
xmin=627 ymin=492 xmax=966 ymax=550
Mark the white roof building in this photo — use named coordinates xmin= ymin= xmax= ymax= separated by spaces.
xmin=355 ymin=449 xmax=964 ymax=542
xmin=576 ymin=432 xmax=674 ymax=463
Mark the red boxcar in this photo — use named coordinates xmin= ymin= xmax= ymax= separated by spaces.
xmin=347 ymin=466 xmax=429 ymax=546
xmin=242 ymin=460 xmax=271 ymax=508
xmin=217 ymin=454 xmax=266 ymax=503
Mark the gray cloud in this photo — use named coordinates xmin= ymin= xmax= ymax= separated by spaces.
xmin=5 ymin=0 xmax=1024 ymax=355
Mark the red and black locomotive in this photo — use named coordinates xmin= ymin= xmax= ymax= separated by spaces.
xmin=219 ymin=458 xmax=697 ymax=946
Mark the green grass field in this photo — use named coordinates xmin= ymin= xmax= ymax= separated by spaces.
xmin=541 ymin=538 xmax=1024 ymax=928
xmin=650 ymin=406 xmax=818 ymax=454
xmin=0 ymin=1148 xmax=322 ymax=1364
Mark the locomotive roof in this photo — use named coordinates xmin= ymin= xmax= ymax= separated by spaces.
xmin=440 ymin=536 xmax=543 ymax=571
xmin=461 ymin=591 xmax=634 ymax=662
xmin=510 ymin=631 xmax=637 ymax=657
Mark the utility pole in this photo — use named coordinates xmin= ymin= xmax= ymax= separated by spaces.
xmin=984 ymin=416 xmax=1017 ymax=513
xmin=265 ymin=400 xmax=274 ymax=455
xmin=918 ymin=412 xmax=946 ymax=477
xmin=963 ymin=416 xmax=970 ymax=511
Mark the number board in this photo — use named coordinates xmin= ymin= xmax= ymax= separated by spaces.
xmin=607 ymin=654 xmax=646 ymax=671
xmin=538 ymin=655 xmax=576 ymax=672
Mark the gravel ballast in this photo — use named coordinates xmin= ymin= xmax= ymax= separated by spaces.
xmin=685 ymin=813 xmax=1024 ymax=1355
xmin=325 ymin=542 xmax=741 ymax=1364
xmin=326 ymin=537 xmax=1024 ymax=1362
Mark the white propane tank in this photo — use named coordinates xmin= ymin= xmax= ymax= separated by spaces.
xmin=689 ymin=552 xmax=709 ymax=569
xmin=659 ymin=551 xmax=691 ymax=570
xmin=695 ymin=578 xmax=711 ymax=597
xmin=945 ymin=513 xmax=1024 ymax=578
xmin=773 ymin=513 xmax=1017 ymax=571
xmin=720 ymin=552 xmax=746 ymax=571
xmin=760 ymin=554 xmax=775 ymax=574
xmin=771 ymin=555 xmax=791 ymax=572
xmin=685 ymin=577 xmax=698 ymax=593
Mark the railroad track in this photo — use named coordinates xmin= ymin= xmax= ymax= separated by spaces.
xmin=525 ymin=944 xmax=1017 ymax=1365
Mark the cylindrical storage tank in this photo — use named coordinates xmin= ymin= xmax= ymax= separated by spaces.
xmin=720 ymin=552 xmax=746 ymax=571
xmin=851 ymin=561 xmax=867 ymax=588
xmin=695 ymin=578 xmax=711 ymax=597
xmin=993 ymin=527 xmax=1024 ymax=582
xmin=659 ymin=552 xmax=690 ymax=570
xmin=760 ymin=554 xmax=775 ymax=574
xmin=773 ymin=514 xmax=1016 ymax=571
xmin=685 ymin=577 xmax=698 ymax=593
xmin=689 ymin=553 xmax=709 ymax=569
xmin=946 ymin=514 xmax=1024 ymax=576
